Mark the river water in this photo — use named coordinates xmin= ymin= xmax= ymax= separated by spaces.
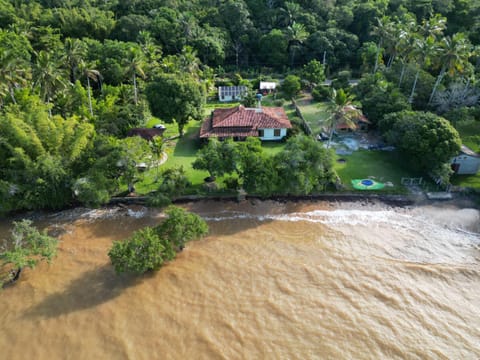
xmin=0 ymin=200 xmax=479 ymax=359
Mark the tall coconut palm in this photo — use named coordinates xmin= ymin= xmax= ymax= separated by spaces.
xmin=324 ymin=89 xmax=362 ymax=148
xmin=408 ymin=36 xmax=439 ymax=104
xmin=79 ymin=60 xmax=101 ymax=116
xmin=62 ymin=37 xmax=87 ymax=84
xmin=124 ymin=48 xmax=146 ymax=105
xmin=32 ymin=51 xmax=67 ymax=116
xmin=371 ymin=16 xmax=392 ymax=73
xmin=428 ymin=33 xmax=472 ymax=105
xmin=0 ymin=51 xmax=30 ymax=106
xmin=286 ymin=22 xmax=309 ymax=68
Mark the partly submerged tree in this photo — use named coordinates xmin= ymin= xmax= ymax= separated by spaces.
xmin=1 ymin=220 xmax=58 ymax=288
xmin=109 ymin=207 xmax=208 ymax=274
xmin=154 ymin=206 xmax=208 ymax=250
xmin=108 ymin=227 xmax=174 ymax=275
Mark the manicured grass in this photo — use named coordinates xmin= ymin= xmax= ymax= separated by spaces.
xmin=451 ymin=174 xmax=480 ymax=188
xmin=334 ymin=150 xmax=420 ymax=193
xmin=296 ymin=100 xmax=330 ymax=135
xmin=455 ymin=120 xmax=480 ymax=153
xmin=135 ymin=120 xmax=209 ymax=195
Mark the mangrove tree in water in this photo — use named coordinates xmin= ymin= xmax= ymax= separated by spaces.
xmin=108 ymin=206 xmax=208 ymax=275
xmin=1 ymin=220 xmax=58 ymax=288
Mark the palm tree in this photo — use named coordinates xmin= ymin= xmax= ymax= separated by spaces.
xmin=371 ymin=16 xmax=392 ymax=73
xmin=278 ymin=2 xmax=301 ymax=27
xmin=396 ymin=17 xmax=418 ymax=86
xmin=324 ymin=89 xmax=362 ymax=148
xmin=79 ymin=60 xmax=101 ymax=116
xmin=0 ymin=51 xmax=30 ymax=106
xmin=124 ymin=48 xmax=146 ymax=105
xmin=408 ymin=36 xmax=439 ymax=104
xmin=62 ymin=38 xmax=87 ymax=83
xmin=286 ymin=22 xmax=309 ymax=68
xmin=428 ymin=33 xmax=472 ymax=105
xmin=32 ymin=51 xmax=67 ymax=116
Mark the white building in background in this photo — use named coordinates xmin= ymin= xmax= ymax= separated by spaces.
xmin=218 ymin=86 xmax=247 ymax=102
xmin=451 ymin=145 xmax=480 ymax=175
xmin=259 ymin=81 xmax=277 ymax=93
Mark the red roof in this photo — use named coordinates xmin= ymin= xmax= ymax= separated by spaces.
xmin=335 ymin=106 xmax=370 ymax=130
xmin=200 ymin=105 xmax=292 ymax=139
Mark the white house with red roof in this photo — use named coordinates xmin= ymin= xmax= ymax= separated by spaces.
xmin=200 ymin=105 xmax=292 ymax=141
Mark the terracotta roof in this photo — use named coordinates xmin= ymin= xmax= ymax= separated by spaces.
xmin=200 ymin=105 xmax=291 ymax=139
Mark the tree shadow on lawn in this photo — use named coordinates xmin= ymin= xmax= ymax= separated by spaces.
xmin=24 ymin=264 xmax=144 ymax=319
xmin=172 ymin=125 xmax=202 ymax=157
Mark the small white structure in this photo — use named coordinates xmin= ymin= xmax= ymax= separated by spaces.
xmin=451 ymin=145 xmax=480 ymax=174
xmin=259 ymin=81 xmax=277 ymax=93
xmin=218 ymin=86 xmax=247 ymax=102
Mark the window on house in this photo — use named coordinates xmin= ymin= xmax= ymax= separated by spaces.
xmin=258 ymin=129 xmax=264 ymax=137
xmin=274 ymin=129 xmax=281 ymax=137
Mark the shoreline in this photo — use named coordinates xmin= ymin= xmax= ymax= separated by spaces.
xmin=2 ymin=192 xmax=477 ymax=222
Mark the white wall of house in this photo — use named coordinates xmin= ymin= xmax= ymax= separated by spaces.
xmin=451 ymin=154 xmax=480 ymax=174
xmin=258 ymin=128 xmax=287 ymax=141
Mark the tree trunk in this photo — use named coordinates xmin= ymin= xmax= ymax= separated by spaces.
xmin=327 ymin=126 xmax=335 ymax=149
xmin=9 ymin=87 xmax=16 ymax=104
xmin=87 ymin=77 xmax=93 ymax=116
xmin=2 ymin=267 xmax=22 ymax=288
xmin=133 ymin=72 xmax=138 ymax=105
xmin=428 ymin=66 xmax=446 ymax=105
xmin=373 ymin=41 xmax=381 ymax=73
xmin=398 ymin=63 xmax=407 ymax=87
xmin=408 ymin=69 xmax=420 ymax=104
xmin=387 ymin=54 xmax=395 ymax=68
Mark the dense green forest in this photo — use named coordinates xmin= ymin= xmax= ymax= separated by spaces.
xmin=1 ymin=0 xmax=480 ymax=214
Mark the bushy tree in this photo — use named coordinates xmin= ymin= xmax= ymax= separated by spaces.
xmin=354 ymin=73 xmax=411 ymax=126
xmin=146 ymin=74 xmax=205 ymax=136
xmin=275 ymin=135 xmax=335 ymax=195
xmin=193 ymin=138 xmax=237 ymax=177
xmin=301 ymin=59 xmax=325 ymax=88
xmin=154 ymin=206 xmax=209 ymax=250
xmin=109 ymin=207 xmax=208 ymax=275
xmin=379 ymin=111 xmax=461 ymax=174
xmin=1 ymin=220 xmax=58 ymax=288
xmin=281 ymin=75 xmax=301 ymax=101
xmin=108 ymin=227 xmax=172 ymax=275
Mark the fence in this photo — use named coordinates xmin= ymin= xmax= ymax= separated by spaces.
xmin=291 ymin=98 xmax=313 ymax=136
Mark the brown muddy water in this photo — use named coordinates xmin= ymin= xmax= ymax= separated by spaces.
xmin=0 ymin=200 xmax=479 ymax=359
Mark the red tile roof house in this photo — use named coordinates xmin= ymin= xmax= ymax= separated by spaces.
xmin=200 ymin=105 xmax=292 ymax=141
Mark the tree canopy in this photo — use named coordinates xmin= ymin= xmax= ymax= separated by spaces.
xmin=379 ymin=110 xmax=462 ymax=173
xmin=1 ymin=220 xmax=58 ymax=288
xmin=108 ymin=206 xmax=208 ymax=275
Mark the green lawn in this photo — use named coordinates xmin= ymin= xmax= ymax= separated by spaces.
xmin=334 ymin=150 xmax=421 ymax=193
xmin=296 ymin=100 xmax=330 ymax=135
xmin=455 ymin=120 xmax=480 ymax=153
xmin=451 ymin=174 xmax=480 ymax=189
xmin=135 ymin=120 xmax=209 ymax=195
xmin=450 ymin=120 xmax=480 ymax=189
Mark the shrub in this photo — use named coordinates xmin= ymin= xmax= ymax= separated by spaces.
xmin=312 ymin=85 xmax=332 ymax=101
xmin=108 ymin=227 xmax=173 ymax=274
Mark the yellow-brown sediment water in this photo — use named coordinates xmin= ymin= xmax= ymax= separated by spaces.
xmin=0 ymin=201 xmax=479 ymax=359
